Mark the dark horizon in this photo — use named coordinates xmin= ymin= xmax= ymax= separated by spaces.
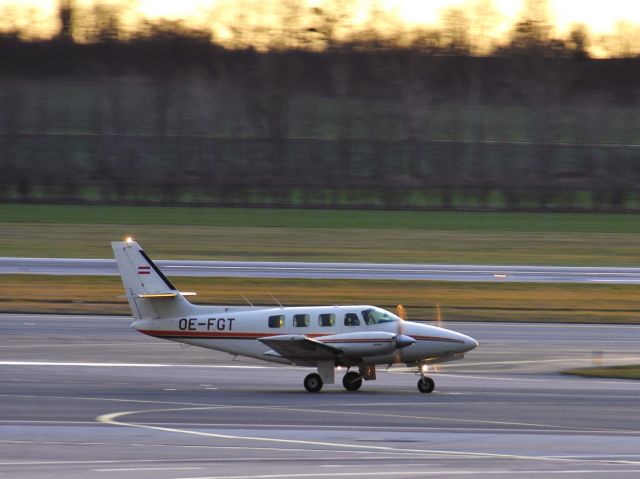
xmin=1 ymin=0 xmax=639 ymax=212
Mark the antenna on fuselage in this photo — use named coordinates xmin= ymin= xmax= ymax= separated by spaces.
xmin=269 ymin=293 xmax=283 ymax=308
xmin=241 ymin=294 xmax=254 ymax=307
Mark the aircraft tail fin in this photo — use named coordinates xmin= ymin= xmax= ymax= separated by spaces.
xmin=111 ymin=239 xmax=196 ymax=320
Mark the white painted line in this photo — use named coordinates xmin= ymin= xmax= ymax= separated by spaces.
xmin=95 ymin=467 xmax=203 ymax=472
xmin=0 ymin=420 xmax=95 ymax=425
xmin=97 ymin=406 xmax=640 ymax=465
xmin=170 ymin=470 xmax=640 ymax=479
xmin=2 ymin=422 xmax=631 ymax=435
xmin=0 ymin=361 xmax=271 ymax=369
xmin=0 ymin=451 xmax=421 ymax=465
xmin=0 ymin=393 xmax=218 ymax=408
xmin=438 ymin=372 xmax=640 ymax=387
xmin=455 ymin=322 xmax=640 ymax=329
xmin=321 ymin=463 xmax=446 ymax=468
xmin=455 ymin=357 xmax=640 ymax=367
xmin=0 ymin=342 xmax=159 ymax=348
xmin=590 ymin=279 xmax=640 ymax=283
xmin=0 ymin=460 xmax=196 ymax=467
xmin=258 ymin=404 xmax=633 ymax=434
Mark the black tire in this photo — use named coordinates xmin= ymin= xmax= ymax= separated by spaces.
xmin=417 ymin=377 xmax=435 ymax=393
xmin=304 ymin=373 xmax=323 ymax=393
xmin=342 ymin=371 xmax=363 ymax=391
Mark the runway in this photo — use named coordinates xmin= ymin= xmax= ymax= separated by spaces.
xmin=3 ymin=257 xmax=640 ymax=283
xmin=2 ymin=314 xmax=640 ymax=478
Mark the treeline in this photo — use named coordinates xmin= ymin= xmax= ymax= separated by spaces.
xmin=0 ymin=12 xmax=639 ymax=211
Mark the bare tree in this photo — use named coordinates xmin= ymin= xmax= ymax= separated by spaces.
xmin=57 ymin=0 xmax=74 ymax=42
xmin=497 ymin=0 xmax=574 ymax=208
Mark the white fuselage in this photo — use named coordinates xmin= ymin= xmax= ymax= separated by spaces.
xmin=132 ymin=304 xmax=477 ymax=366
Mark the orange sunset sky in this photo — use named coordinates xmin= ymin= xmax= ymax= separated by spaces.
xmin=1 ymin=0 xmax=639 ymax=55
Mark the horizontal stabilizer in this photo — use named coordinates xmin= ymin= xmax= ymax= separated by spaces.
xmin=136 ymin=291 xmax=197 ymax=298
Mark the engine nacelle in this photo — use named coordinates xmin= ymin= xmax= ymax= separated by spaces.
xmin=317 ymin=331 xmax=415 ymax=357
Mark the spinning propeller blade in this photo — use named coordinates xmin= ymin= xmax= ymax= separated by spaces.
xmin=432 ymin=303 xmax=444 ymax=372
xmin=393 ymin=304 xmax=409 ymax=364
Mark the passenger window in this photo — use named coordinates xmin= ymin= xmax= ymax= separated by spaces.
xmin=318 ymin=313 xmax=335 ymax=327
xmin=344 ymin=313 xmax=360 ymax=327
xmin=293 ymin=314 xmax=310 ymax=327
xmin=268 ymin=315 xmax=285 ymax=328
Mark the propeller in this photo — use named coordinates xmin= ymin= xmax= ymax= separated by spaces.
xmin=395 ymin=304 xmax=408 ymax=340
xmin=435 ymin=302 xmax=443 ymax=329
xmin=432 ymin=303 xmax=444 ymax=372
xmin=394 ymin=303 xmax=445 ymax=372
xmin=393 ymin=304 xmax=410 ymax=364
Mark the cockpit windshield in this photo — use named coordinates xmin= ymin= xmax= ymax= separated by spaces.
xmin=361 ymin=307 xmax=400 ymax=325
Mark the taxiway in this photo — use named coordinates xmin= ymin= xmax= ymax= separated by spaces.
xmin=1 ymin=314 xmax=640 ymax=478
xmin=2 ymin=258 xmax=640 ymax=283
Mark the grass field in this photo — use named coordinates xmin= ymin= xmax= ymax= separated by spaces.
xmin=564 ymin=365 xmax=640 ymax=380
xmin=4 ymin=204 xmax=640 ymax=232
xmin=2 ymin=204 xmax=640 ymax=265
xmin=2 ymin=274 xmax=640 ymax=323
xmin=2 ymin=204 xmax=639 ymax=320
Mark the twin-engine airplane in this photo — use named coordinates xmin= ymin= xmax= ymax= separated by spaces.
xmin=112 ymin=239 xmax=478 ymax=393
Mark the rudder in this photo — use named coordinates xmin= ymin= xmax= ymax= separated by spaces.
xmin=111 ymin=239 xmax=195 ymax=320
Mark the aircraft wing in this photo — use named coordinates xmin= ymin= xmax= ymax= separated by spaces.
xmin=258 ymin=335 xmax=339 ymax=366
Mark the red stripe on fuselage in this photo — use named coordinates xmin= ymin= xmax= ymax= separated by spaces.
xmin=139 ymin=330 xmax=281 ymax=339
xmin=138 ymin=330 xmax=461 ymax=343
xmin=137 ymin=330 xmax=338 ymax=340
xmin=320 ymin=338 xmax=394 ymax=344
xmin=412 ymin=335 xmax=465 ymax=344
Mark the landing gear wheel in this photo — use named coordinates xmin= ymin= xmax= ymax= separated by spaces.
xmin=304 ymin=373 xmax=323 ymax=393
xmin=417 ymin=376 xmax=435 ymax=393
xmin=342 ymin=371 xmax=363 ymax=391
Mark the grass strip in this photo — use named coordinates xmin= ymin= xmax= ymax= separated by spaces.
xmin=564 ymin=365 xmax=640 ymax=380
xmin=2 ymin=204 xmax=640 ymax=232
xmin=2 ymin=205 xmax=640 ymax=265
xmin=2 ymin=223 xmax=640 ymax=266
xmin=2 ymin=275 xmax=639 ymax=323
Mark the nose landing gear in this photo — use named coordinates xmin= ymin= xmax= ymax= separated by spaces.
xmin=342 ymin=371 xmax=363 ymax=391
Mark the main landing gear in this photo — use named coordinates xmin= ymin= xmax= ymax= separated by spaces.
xmin=303 ymin=365 xmax=436 ymax=393
xmin=417 ymin=376 xmax=435 ymax=393
xmin=304 ymin=364 xmax=374 ymax=393
xmin=303 ymin=371 xmax=364 ymax=392
xmin=304 ymin=373 xmax=323 ymax=393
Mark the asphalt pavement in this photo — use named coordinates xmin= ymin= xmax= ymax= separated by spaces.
xmin=2 ymin=314 xmax=640 ymax=478
xmin=3 ymin=257 xmax=640 ymax=283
